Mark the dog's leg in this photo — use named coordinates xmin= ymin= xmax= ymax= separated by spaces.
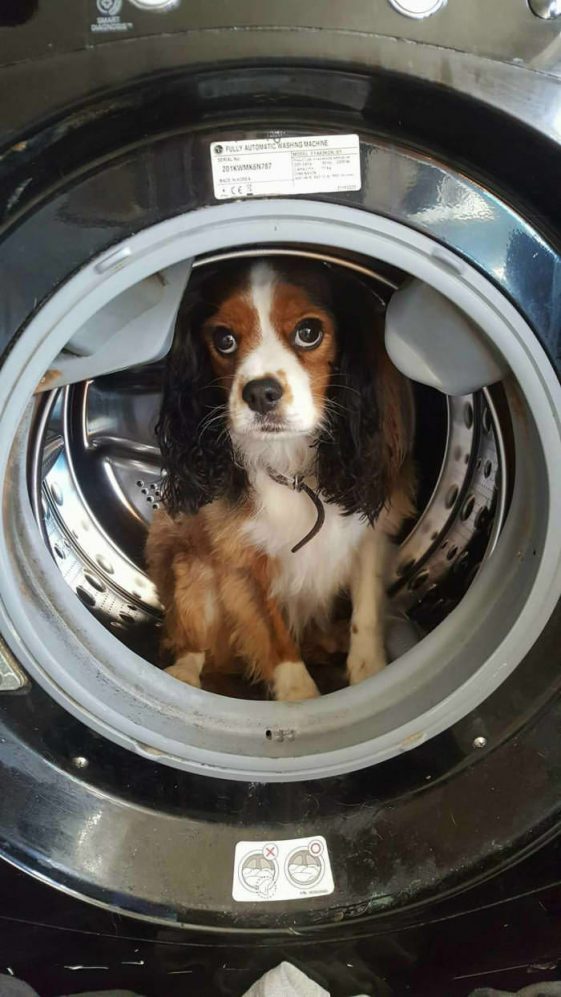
xmin=166 ymin=652 xmax=206 ymax=687
xmin=346 ymin=528 xmax=390 ymax=685
xmin=272 ymin=661 xmax=319 ymax=701
xmin=217 ymin=567 xmax=319 ymax=701
xmin=163 ymin=557 xmax=216 ymax=688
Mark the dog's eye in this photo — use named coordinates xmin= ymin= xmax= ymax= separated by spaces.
xmin=212 ymin=326 xmax=238 ymax=355
xmin=293 ymin=318 xmax=324 ymax=350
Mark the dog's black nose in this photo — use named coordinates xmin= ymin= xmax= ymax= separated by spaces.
xmin=242 ymin=377 xmax=284 ymax=415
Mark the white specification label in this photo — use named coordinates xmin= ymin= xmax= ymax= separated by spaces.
xmin=232 ymin=835 xmax=335 ymax=902
xmin=210 ymin=135 xmax=361 ymax=200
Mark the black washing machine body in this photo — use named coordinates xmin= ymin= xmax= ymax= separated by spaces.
xmin=2 ymin=0 xmax=561 ymax=983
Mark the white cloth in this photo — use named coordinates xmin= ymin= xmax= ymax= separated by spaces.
xmin=242 ymin=961 xmax=368 ymax=997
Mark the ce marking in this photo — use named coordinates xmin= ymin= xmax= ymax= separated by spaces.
xmin=223 ymin=183 xmax=252 ymax=197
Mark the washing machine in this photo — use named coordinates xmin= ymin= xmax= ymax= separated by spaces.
xmin=3 ymin=1 xmax=561 ymax=993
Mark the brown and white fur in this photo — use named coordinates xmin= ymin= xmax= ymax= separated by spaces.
xmin=146 ymin=259 xmax=415 ymax=701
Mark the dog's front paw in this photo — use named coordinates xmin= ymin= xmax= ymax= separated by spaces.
xmin=273 ymin=661 xmax=320 ymax=701
xmin=346 ymin=636 xmax=386 ymax=686
xmin=165 ymin=651 xmax=205 ymax=688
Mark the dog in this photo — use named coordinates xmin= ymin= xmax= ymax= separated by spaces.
xmin=146 ymin=258 xmax=415 ymax=701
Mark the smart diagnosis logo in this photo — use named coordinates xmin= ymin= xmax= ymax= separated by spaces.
xmin=96 ymin=0 xmax=122 ymax=13
xmin=92 ymin=0 xmax=133 ymax=33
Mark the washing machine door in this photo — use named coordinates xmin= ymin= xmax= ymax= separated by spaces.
xmin=2 ymin=0 xmax=561 ymax=933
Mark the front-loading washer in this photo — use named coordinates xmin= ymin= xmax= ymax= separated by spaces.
xmin=2 ymin=6 xmax=561 ymax=985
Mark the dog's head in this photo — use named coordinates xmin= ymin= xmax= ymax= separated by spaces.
xmin=157 ymin=259 xmax=411 ymax=520
xmin=203 ymin=260 xmax=337 ymax=440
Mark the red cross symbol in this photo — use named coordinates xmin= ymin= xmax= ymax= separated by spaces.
xmin=263 ymin=843 xmax=278 ymax=859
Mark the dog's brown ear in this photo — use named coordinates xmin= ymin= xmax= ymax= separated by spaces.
xmin=156 ymin=276 xmax=246 ymax=516
xmin=315 ymin=272 xmax=411 ymax=524
xmin=379 ymin=349 xmax=417 ymax=525
xmin=379 ymin=347 xmax=415 ymax=490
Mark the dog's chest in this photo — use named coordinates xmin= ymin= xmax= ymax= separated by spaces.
xmin=243 ymin=473 xmax=366 ymax=630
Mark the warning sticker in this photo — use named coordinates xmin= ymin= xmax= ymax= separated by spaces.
xmin=232 ymin=835 xmax=334 ymax=902
xmin=210 ymin=135 xmax=361 ymax=201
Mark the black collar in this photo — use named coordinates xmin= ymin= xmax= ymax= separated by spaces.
xmin=266 ymin=470 xmax=326 ymax=553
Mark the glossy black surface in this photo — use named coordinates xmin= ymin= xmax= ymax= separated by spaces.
xmin=3 ymin=0 xmax=561 ymax=66
xmin=2 ymin=81 xmax=561 ymax=354
xmin=2 ymin=840 xmax=561 ymax=995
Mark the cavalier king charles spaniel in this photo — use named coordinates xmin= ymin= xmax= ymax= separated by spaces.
xmin=146 ymin=258 xmax=415 ymax=701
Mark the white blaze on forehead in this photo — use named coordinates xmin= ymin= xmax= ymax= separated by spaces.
xmin=250 ymin=261 xmax=277 ymax=341
xmin=232 ymin=263 xmax=318 ymax=429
